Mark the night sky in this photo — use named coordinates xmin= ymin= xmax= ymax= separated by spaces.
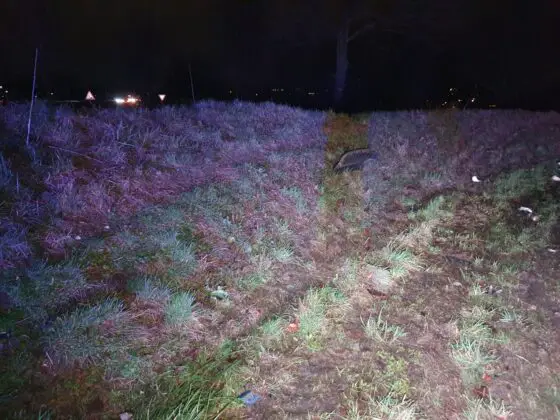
xmin=1 ymin=0 xmax=560 ymax=109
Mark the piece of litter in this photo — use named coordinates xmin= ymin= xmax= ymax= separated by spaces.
xmin=531 ymin=215 xmax=540 ymax=222
xmin=238 ymin=390 xmax=262 ymax=406
xmin=518 ymin=206 xmax=533 ymax=214
xmin=75 ymin=235 xmax=81 ymax=240
xmin=552 ymin=175 xmax=560 ymax=182
xmin=471 ymin=175 xmax=481 ymax=183
xmin=210 ymin=288 xmax=229 ymax=300
xmin=104 ymin=225 xmax=110 ymax=230
xmin=120 ymin=413 xmax=133 ymax=420
xmin=548 ymin=248 xmax=557 ymax=253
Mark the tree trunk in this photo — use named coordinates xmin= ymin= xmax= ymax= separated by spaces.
xmin=333 ymin=21 xmax=349 ymax=107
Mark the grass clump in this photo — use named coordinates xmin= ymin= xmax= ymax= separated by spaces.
xmin=493 ymin=165 xmax=549 ymax=204
xmin=42 ymin=298 xmax=128 ymax=367
xmin=408 ymin=195 xmax=452 ymax=222
xmin=1 ymin=258 xmax=89 ymax=324
xmin=376 ymin=243 xmax=423 ymax=280
xmin=297 ymin=286 xmax=347 ymax=351
xmin=451 ymin=319 xmax=498 ymax=387
xmin=128 ymin=276 xmax=171 ymax=303
xmin=140 ymin=345 xmax=241 ymax=419
xmin=362 ymin=305 xmax=406 ymax=344
xmin=463 ymin=396 xmax=512 ymax=420
xmin=165 ymin=292 xmax=197 ymax=327
xmin=366 ymin=394 xmax=418 ymax=420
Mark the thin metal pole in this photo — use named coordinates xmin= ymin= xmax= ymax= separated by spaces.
xmin=188 ymin=63 xmax=195 ymax=103
xmin=26 ymin=48 xmax=39 ymax=148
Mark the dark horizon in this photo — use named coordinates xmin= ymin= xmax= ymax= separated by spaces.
xmin=2 ymin=0 xmax=560 ymax=111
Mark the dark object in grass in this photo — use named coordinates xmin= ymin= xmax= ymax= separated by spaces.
xmin=333 ymin=149 xmax=378 ymax=173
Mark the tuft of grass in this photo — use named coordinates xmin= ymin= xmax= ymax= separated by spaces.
xmin=243 ymin=316 xmax=288 ymax=357
xmin=1 ymin=258 xmax=89 ymax=324
xmin=409 ymin=195 xmax=452 ymax=222
xmin=140 ymin=346 xmax=242 ymax=420
xmin=128 ymin=276 xmax=172 ymax=303
xmin=164 ymin=292 xmax=196 ymax=327
xmin=499 ymin=308 xmax=524 ymax=324
xmin=270 ymin=246 xmax=294 ymax=263
xmin=42 ymin=298 xmax=128 ymax=367
xmin=368 ymin=394 xmax=418 ymax=420
xmin=451 ymin=320 xmax=498 ymax=387
xmin=0 ymin=221 xmax=31 ymax=268
xmin=237 ymin=272 xmax=268 ymax=291
xmin=376 ymin=243 xmax=423 ymax=280
xmin=362 ymin=305 xmax=406 ymax=343
xmin=280 ymin=186 xmax=308 ymax=213
xmin=297 ymin=286 xmax=346 ymax=351
xmin=493 ymin=165 xmax=548 ymax=204
xmin=333 ymin=257 xmax=360 ymax=294
xmin=463 ymin=396 xmax=512 ymax=420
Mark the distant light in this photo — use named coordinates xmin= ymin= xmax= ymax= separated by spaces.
xmin=158 ymin=94 xmax=166 ymax=102
xmin=470 ymin=97 xmax=476 ymax=103
xmin=114 ymin=97 xmax=125 ymax=104
xmin=125 ymin=96 xmax=138 ymax=104
xmin=489 ymin=104 xmax=496 ymax=108
xmin=50 ymin=92 xmax=54 ymax=96
xmin=229 ymin=90 xmax=233 ymax=94
xmin=0 ymin=85 xmax=3 ymax=89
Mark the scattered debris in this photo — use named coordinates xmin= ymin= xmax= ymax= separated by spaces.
xmin=518 ymin=206 xmax=540 ymax=222
xmin=333 ymin=149 xmax=378 ymax=173
xmin=286 ymin=321 xmax=299 ymax=333
xmin=472 ymin=175 xmax=482 ymax=183
xmin=119 ymin=412 xmax=133 ymax=420
xmin=238 ymin=390 xmax=262 ymax=406
xmin=486 ymin=285 xmax=503 ymax=296
xmin=210 ymin=287 xmax=229 ymax=301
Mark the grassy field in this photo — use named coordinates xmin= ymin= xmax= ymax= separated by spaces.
xmin=1 ymin=100 xmax=560 ymax=419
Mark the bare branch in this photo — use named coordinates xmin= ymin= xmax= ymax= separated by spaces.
xmin=348 ymin=22 xmax=376 ymax=42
